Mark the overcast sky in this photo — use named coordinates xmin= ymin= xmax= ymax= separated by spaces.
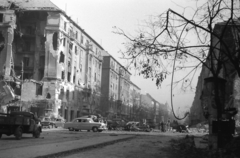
xmin=50 ymin=0 xmax=200 ymax=111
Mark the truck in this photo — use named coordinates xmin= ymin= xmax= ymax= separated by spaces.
xmin=0 ymin=111 xmax=42 ymax=140
xmin=146 ymin=118 xmax=156 ymax=129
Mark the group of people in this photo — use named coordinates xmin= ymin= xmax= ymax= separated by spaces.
xmin=159 ymin=119 xmax=171 ymax=132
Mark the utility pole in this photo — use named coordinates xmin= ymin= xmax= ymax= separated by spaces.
xmin=20 ymin=61 xmax=24 ymax=111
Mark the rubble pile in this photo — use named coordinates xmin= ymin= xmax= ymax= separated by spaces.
xmin=223 ymin=136 xmax=240 ymax=158
xmin=169 ymin=135 xmax=208 ymax=158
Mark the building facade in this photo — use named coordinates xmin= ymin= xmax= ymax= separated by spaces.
xmin=0 ymin=0 xmax=103 ymax=121
xmin=100 ymin=53 xmax=131 ymax=119
xmin=129 ymin=81 xmax=141 ymax=120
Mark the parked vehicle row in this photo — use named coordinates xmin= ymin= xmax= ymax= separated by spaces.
xmin=64 ymin=117 xmax=107 ymax=132
xmin=40 ymin=117 xmax=65 ymax=129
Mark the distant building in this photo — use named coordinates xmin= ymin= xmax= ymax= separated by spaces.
xmin=100 ymin=52 xmax=131 ymax=119
xmin=129 ymin=81 xmax=141 ymax=120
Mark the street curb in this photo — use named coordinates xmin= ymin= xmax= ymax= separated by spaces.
xmin=36 ymin=135 xmax=136 ymax=158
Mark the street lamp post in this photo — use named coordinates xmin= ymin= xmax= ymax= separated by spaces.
xmin=20 ymin=61 xmax=24 ymax=111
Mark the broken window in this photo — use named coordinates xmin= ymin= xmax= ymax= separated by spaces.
xmin=67 ymin=72 xmax=71 ymax=82
xmin=0 ymin=32 xmax=5 ymax=52
xmin=64 ymin=22 xmax=67 ymax=31
xmin=0 ymin=14 xmax=3 ymax=22
xmin=66 ymin=90 xmax=69 ymax=100
xmin=63 ymin=38 xmax=66 ymax=46
xmin=25 ymin=41 xmax=31 ymax=51
xmin=36 ymin=84 xmax=43 ymax=95
xmin=40 ymin=37 xmax=46 ymax=51
xmin=69 ymin=42 xmax=73 ymax=50
xmin=59 ymin=88 xmax=64 ymax=99
xmin=46 ymin=93 xmax=51 ymax=99
xmin=68 ymin=61 xmax=71 ymax=72
xmin=75 ymin=46 xmax=77 ymax=55
xmin=75 ymin=31 xmax=78 ymax=39
xmin=59 ymin=51 xmax=65 ymax=63
xmin=39 ymin=56 xmax=45 ymax=67
xmin=81 ymin=35 xmax=83 ymax=44
xmin=52 ymin=32 xmax=59 ymax=51
xmin=61 ymin=71 xmax=65 ymax=80
xmin=38 ymin=70 xmax=44 ymax=80
xmin=23 ymin=57 xmax=30 ymax=67
xmin=67 ymin=61 xmax=71 ymax=82
xmin=72 ymin=91 xmax=75 ymax=100
xmin=73 ymin=67 xmax=76 ymax=83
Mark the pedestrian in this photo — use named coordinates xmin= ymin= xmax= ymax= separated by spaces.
xmin=167 ymin=119 xmax=171 ymax=131
xmin=160 ymin=121 xmax=164 ymax=132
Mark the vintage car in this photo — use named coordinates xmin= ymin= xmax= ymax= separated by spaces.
xmin=53 ymin=118 xmax=65 ymax=128
xmin=0 ymin=111 xmax=42 ymax=140
xmin=64 ymin=117 xmax=107 ymax=132
xmin=40 ymin=117 xmax=56 ymax=128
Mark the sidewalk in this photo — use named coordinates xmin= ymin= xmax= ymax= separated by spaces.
xmin=0 ymin=135 xmax=135 ymax=158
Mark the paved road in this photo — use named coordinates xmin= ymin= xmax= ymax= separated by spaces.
xmin=0 ymin=128 xmax=206 ymax=158
xmin=0 ymin=128 xmax=107 ymax=150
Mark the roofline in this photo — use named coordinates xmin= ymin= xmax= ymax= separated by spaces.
xmin=130 ymin=81 xmax=141 ymax=90
xmin=103 ymin=55 xmax=131 ymax=75
xmin=60 ymin=10 xmax=104 ymax=50
xmin=14 ymin=6 xmax=104 ymax=51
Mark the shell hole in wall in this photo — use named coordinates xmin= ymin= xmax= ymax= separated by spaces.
xmin=46 ymin=93 xmax=51 ymax=99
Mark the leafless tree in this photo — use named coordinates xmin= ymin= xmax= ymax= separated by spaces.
xmin=114 ymin=0 xmax=240 ymax=122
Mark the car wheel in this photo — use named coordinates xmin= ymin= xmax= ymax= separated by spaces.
xmin=33 ymin=128 xmax=41 ymax=138
xmin=69 ymin=128 xmax=74 ymax=131
xmin=87 ymin=130 xmax=90 ymax=132
xmin=14 ymin=126 xmax=22 ymax=140
xmin=74 ymin=129 xmax=79 ymax=132
xmin=92 ymin=127 xmax=98 ymax=132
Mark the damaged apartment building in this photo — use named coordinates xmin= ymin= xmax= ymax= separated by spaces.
xmin=0 ymin=0 xmax=103 ymax=121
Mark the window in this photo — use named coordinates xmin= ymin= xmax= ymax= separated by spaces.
xmin=0 ymin=14 xmax=3 ymax=22
xmin=25 ymin=41 xmax=31 ymax=51
xmin=75 ymin=46 xmax=77 ymax=55
xmin=59 ymin=51 xmax=65 ymax=63
xmin=39 ymin=56 xmax=45 ymax=67
xmin=63 ymin=38 xmax=66 ymax=46
xmin=61 ymin=71 xmax=65 ymax=80
xmin=23 ymin=57 xmax=30 ymax=67
xmin=66 ymin=90 xmax=69 ymax=100
xmin=36 ymin=84 xmax=43 ymax=95
xmin=75 ymin=31 xmax=78 ymax=39
xmin=64 ymin=22 xmax=67 ymax=31
xmin=81 ymin=35 xmax=83 ymax=44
